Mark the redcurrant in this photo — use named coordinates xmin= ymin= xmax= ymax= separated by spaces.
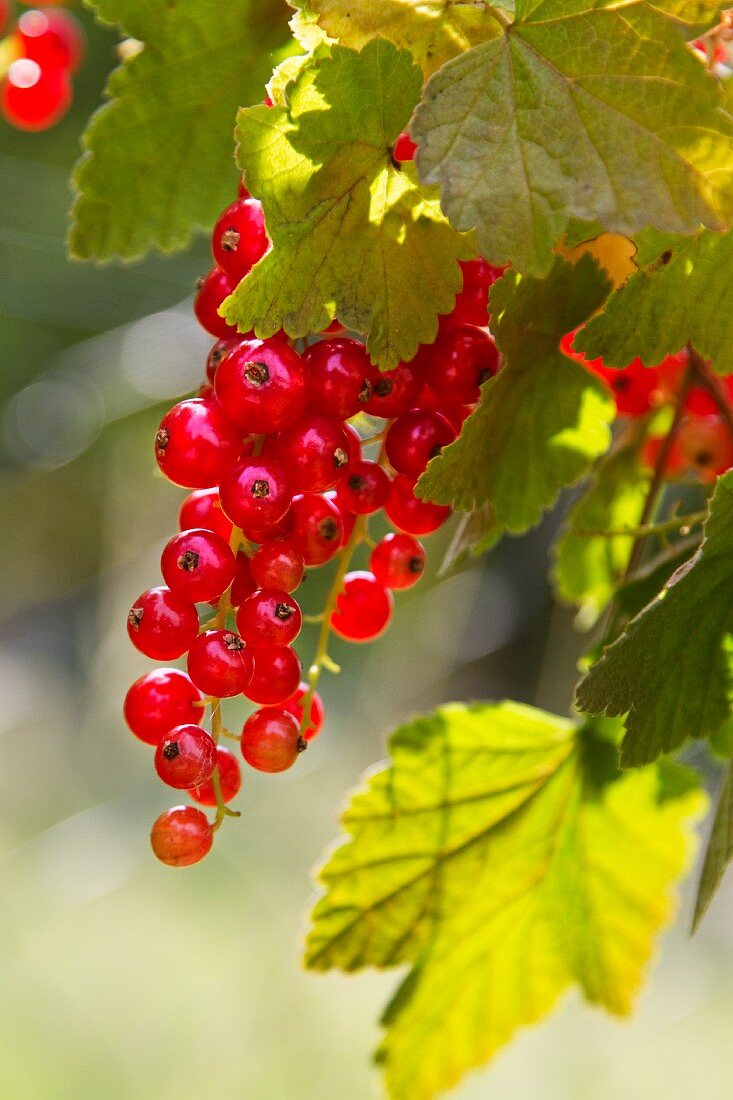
xmin=331 ymin=571 xmax=394 ymax=642
xmin=127 ymin=587 xmax=199 ymax=660
xmin=188 ymin=745 xmax=241 ymax=806
xmin=161 ymin=529 xmax=236 ymax=604
xmin=124 ymin=669 xmax=203 ymax=746
xmin=150 ymin=806 xmax=213 ymax=867
xmin=370 ymin=533 xmax=425 ymax=590
xmin=215 ymin=337 xmax=307 ymax=433
xmin=155 ymin=724 xmax=217 ymax=789
xmin=187 ymin=630 xmax=253 ymax=697
xmin=155 ymin=399 xmax=241 ymax=489
xmin=241 ymin=708 xmax=303 ymax=773
xmin=245 ymin=644 xmax=301 ymax=705
xmin=236 ymin=588 xmax=302 ymax=647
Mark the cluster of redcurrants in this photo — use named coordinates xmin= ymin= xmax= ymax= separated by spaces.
xmin=0 ymin=2 xmax=84 ymax=131
xmin=124 ymin=166 xmax=503 ymax=869
xmin=562 ymin=337 xmax=733 ymax=481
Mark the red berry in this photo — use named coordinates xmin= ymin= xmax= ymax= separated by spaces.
xmin=283 ymin=682 xmax=324 ymax=741
xmin=448 ymin=259 xmax=504 ymax=328
xmin=179 ymin=489 xmax=233 ymax=541
xmin=393 ymin=131 xmax=417 ymax=161
xmin=415 ymin=383 xmax=473 ymax=431
xmin=341 ymin=421 xmax=363 ymax=464
xmin=364 ymin=361 xmax=423 ymax=419
xmin=1 ymin=58 xmax=71 ymax=131
xmin=420 ymin=324 xmax=499 ymax=404
xmin=150 ymin=806 xmax=213 ymax=867
xmin=194 ymin=267 xmax=239 ymax=339
xmin=215 ymin=337 xmax=307 ymax=433
xmin=336 ymin=460 xmax=389 ymax=515
xmin=127 ymin=587 xmax=199 ymax=660
xmin=155 ymin=724 xmax=217 ymax=789
xmin=590 ymin=357 xmax=660 ymax=417
xmin=219 ymin=457 xmax=292 ymax=537
xmin=187 ymin=630 xmax=253 ymax=697
xmin=304 ymin=338 xmax=373 ymax=419
xmin=161 ymin=528 xmax=236 ymax=603
xmin=124 ymin=669 xmax=203 ymax=746
xmin=331 ymin=571 xmax=394 ymax=642
xmin=244 ymin=508 xmax=295 ymax=545
xmin=250 ymin=542 xmax=304 ymax=593
xmin=265 ymin=414 xmax=351 ymax=492
xmin=236 ymin=588 xmax=302 ymax=646
xmin=285 ymin=493 xmax=344 ymax=565
xmin=385 ymin=475 xmax=450 ymax=535
xmin=245 ymin=644 xmax=301 ymax=705
xmin=678 ymin=414 xmax=733 ymax=481
xmin=17 ymin=8 xmax=85 ymax=72
xmin=230 ymin=550 xmax=256 ymax=606
xmin=385 ymin=409 xmax=457 ymax=479
xmin=211 ymin=197 xmax=269 ymax=281
xmin=188 ymin=745 xmax=241 ymax=806
xmin=241 ymin=708 xmax=302 ymax=772
xmin=155 ymin=399 xmax=241 ymax=489
xmin=370 ymin=533 xmax=426 ymax=590
xmin=206 ymin=338 xmax=238 ymax=385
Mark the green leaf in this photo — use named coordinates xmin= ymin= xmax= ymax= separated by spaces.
xmin=291 ymin=0 xmax=505 ymax=77
xmin=552 ymin=432 xmax=651 ymax=629
xmin=692 ymin=763 xmax=733 ymax=930
xmin=576 ymin=470 xmax=733 ymax=767
xmin=575 ymin=229 xmax=733 ymax=376
xmin=412 ymin=3 xmax=733 ymax=275
xmin=70 ymin=0 xmax=292 ymax=261
xmin=222 ymin=40 xmax=472 ymax=368
xmin=417 ymin=256 xmax=615 ymax=532
xmin=305 ymin=701 xmax=704 ymax=1100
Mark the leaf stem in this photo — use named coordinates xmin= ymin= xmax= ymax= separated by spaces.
xmin=576 ymin=510 xmax=706 ymax=542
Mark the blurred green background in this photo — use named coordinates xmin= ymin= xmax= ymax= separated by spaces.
xmin=1 ymin=7 xmax=732 ymax=1099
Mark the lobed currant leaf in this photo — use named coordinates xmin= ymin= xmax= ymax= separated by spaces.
xmin=412 ymin=2 xmax=733 ymax=276
xmin=70 ymin=0 xmax=292 ymax=260
xmin=289 ymin=0 xmax=506 ymax=77
xmin=692 ymin=762 xmax=733 ymax=931
xmin=576 ymin=471 xmax=733 ymax=767
xmin=417 ymin=256 xmax=615 ymax=532
xmin=221 ymin=40 xmax=473 ymax=369
xmin=305 ymin=701 xmax=704 ymax=1100
xmin=575 ymin=229 xmax=733 ymax=376
xmin=552 ymin=431 xmax=651 ymax=629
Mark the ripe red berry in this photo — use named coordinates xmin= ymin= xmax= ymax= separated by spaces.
xmin=150 ymin=806 xmax=213 ymax=867
xmin=17 ymin=8 xmax=85 ymax=72
xmin=448 ymin=259 xmax=505 ymax=328
xmin=161 ymin=529 xmax=236 ymax=603
xmin=364 ymin=361 xmax=423 ymax=419
xmin=206 ymin=338 xmax=238 ymax=385
xmin=678 ymin=414 xmax=733 ymax=481
xmin=393 ymin=131 xmax=417 ymax=161
xmin=211 ymin=197 xmax=269 ymax=281
xmin=230 ymin=550 xmax=256 ymax=606
xmin=283 ymin=682 xmax=324 ymax=741
xmin=236 ymin=588 xmax=302 ymax=647
xmin=331 ymin=571 xmax=394 ymax=642
xmin=370 ymin=533 xmax=426 ymax=590
xmin=187 ymin=630 xmax=253 ymax=698
xmin=249 ymin=541 xmax=304 ymax=593
xmin=385 ymin=475 xmax=451 ymax=535
xmin=1 ymin=58 xmax=71 ymax=131
xmin=323 ymin=489 xmax=356 ymax=546
xmin=285 ymin=492 xmax=344 ymax=565
xmin=266 ymin=414 xmax=351 ymax=492
xmin=124 ymin=669 xmax=203 ymax=746
xmin=188 ymin=745 xmax=241 ymax=806
xmin=336 ymin=460 xmax=389 ymax=515
xmin=304 ymin=338 xmax=373 ymax=419
xmin=215 ymin=337 xmax=307 ymax=433
xmin=127 ymin=587 xmax=199 ymax=660
xmin=179 ymin=489 xmax=233 ymax=541
xmin=241 ymin=708 xmax=303 ymax=772
xmin=219 ymin=457 xmax=292 ymax=536
xmin=245 ymin=644 xmax=301 ymax=705
xmin=590 ymin=357 xmax=661 ymax=417
xmin=155 ymin=399 xmax=241 ymax=489
xmin=194 ymin=267 xmax=239 ymax=339
xmin=385 ymin=409 xmax=457 ymax=479
xmin=420 ymin=324 xmax=499 ymax=404
xmin=155 ymin=724 xmax=217 ymax=789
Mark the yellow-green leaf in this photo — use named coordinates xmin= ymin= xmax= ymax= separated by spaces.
xmin=70 ymin=0 xmax=293 ymax=261
xmin=413 ymin=3 xmax=733 ymax=275
xmin=306 ymin=702 xmax=704 ymax=1100
xmin=291 ymin=0 xmax=505 ymax=77
xmin=222 ymin=40 xmax=472 ymax=368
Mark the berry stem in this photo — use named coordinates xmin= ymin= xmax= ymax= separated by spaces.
xmin=576 ymin=509 xmax=707 ymax=542
xmin=298 ymin=514 xmax=367 ymax=736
